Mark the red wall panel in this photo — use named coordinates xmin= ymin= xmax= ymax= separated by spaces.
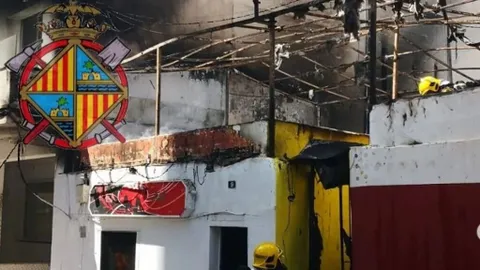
xmin=350 ymin=184 xmax=480 ymax=270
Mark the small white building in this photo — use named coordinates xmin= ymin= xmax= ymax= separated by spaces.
xmin=52 ymin=124 xmax=275 ymax=270
xmin=51 ymin=121 xmax=369 ymax=270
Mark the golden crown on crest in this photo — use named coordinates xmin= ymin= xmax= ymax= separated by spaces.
xmin=37 ymin=0 xmax=110 ymax=41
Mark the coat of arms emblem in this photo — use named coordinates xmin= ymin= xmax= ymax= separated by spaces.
xmin=5 ymin=1 xmax=130 ymax=149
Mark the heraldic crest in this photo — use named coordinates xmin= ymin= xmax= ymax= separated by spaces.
xmin=5 ymin=0 xmax=131 ymax=149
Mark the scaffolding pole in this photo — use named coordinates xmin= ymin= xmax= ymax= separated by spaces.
xmin=366 ymin=0 xmax=377 ymax=133
xmin=392 ymin=26 xmax=399 ymax=100
xmin=267 ymin=17 xmax=276 ymax=158
xmin=446 ymin=27 xmax=454 ymax=82
xmin=155 ymin=48 xmax=162 ymax=136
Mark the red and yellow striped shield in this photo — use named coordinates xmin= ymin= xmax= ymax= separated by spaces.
xmin=28 ymin=48 xmax=75 ymax=92
xmin=24 ymin=44 xmax=126 ymax=144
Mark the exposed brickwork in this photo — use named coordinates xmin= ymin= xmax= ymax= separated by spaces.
xmin=81 ymin=127 xmax=260 ymax=170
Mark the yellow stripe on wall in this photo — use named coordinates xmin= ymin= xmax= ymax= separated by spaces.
xmin=87 ymin=94 xmax=94 ymax=127
xmin=57 ymin=57 xmax=64 ymax=91
xmin=98 ymin=94 xmax=104 ymax=116
xmin=76 ymin=95 xmax=84 ymax=139
xmin=35 ymin=77 xmax=43 ymax=91
xmin=67 ymin=48 xmax=74 ymax=90
xmin=107 ymin=94 xmax=114 ymax=107
xmin=46 ymin=66 xmax=54 ymax=91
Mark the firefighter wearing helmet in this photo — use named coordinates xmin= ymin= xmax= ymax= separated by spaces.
xmin=252 ymin=242 xmax=287 ymax=270
xmin=418 ymin=76 xmax=466 ymax=96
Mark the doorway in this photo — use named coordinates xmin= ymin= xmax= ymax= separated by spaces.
xmin=101 ymin=231 xmax=137 ymax=270
xmin=210 ymin=226 xmax=248 ymax=270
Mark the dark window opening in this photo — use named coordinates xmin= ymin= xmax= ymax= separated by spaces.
xmin=23 ymin=182 xmax=54 ymax=243
xmin=21 ymin=13 xmax=41 ymax=48
xmin=216 ymin=227 xmax=248 ymax=270
xmin=101 ymin=231 xmax=137 ymax=270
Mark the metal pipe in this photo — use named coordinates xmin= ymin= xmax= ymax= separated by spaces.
xmin=155 ymin=48 xmax=162 ymax=136
xmin=121 ymin=0 xmax=318 ymax=65
xmin=380 ymin=40 xmax=388 ymax=94
xmin=398 ymin=33 xmax=476 ymax=81
xmin=363 ymin=7 xmax=370 ymax=134
xmin=339 ymin=186 xmax=345 ymax=270
xmin=367 ymin=0 xmax=378 ymax=121
xmin=253 ymin=0 xmax=260 ymax=18
xmin=224 ymin=70 xmax=229 ymax=126
xmin=267 ymin=17 xmax=276 ymax=158
xmin=392 ymin=27 xmax=399 ymax=100
xmin=446 ymin=27 xmax=454 ymax=82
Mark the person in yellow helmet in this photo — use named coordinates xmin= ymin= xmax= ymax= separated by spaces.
xmin=418 ymin=76 xmax=466 ymax=96
xmin=252 ymin=242 xmax=287 ymax=270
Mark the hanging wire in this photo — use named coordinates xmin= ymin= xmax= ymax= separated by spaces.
xmin=16 ymin=142 xmax=71 ymax=219
xmin=96 ymin=0 xmax=309 ymax=28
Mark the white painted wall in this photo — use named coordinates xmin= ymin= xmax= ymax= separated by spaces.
xmin=369 ymin=88 xmax=480 ymax=147
xmin=84 ymin=71 xmax=228 ymax=142
xmin=350 ymin=137 xmax=480 ymax=187
xmin=51 ymin=158 xmax=276 ymax=270
xmin=119 ymin=72 xmax=226 ymax=137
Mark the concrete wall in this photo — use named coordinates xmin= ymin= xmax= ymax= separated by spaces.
xmin=51 ymin=158 xmax=276 ymax=270
xmin=0 ymin=127 xmax=56 ymax=270
xmin=0 ymin=157 xmax=55 ymax=270
xmin=105 ymin=72 xmax=228 ymax=140
xmin=0 ymin=1 xmax=53 ymax=124
xmin=369 ymin=88 xmax=480 ymax=147
xmin=99 ymin=71 xmax=324 ymax=142
xmin=445 ymin=1 xmax=480 ymax=83
xmin=228 ymin=72 xmax=320 ymax=126
xmin=0 ymin=126 xmax=58 ymax=270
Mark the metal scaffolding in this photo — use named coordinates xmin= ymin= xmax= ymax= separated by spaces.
xmin=119 ymin=0 xmax=480 ymax=139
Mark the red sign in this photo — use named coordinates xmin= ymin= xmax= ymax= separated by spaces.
xmin=89 ymin=180 xmax=195 ymax=217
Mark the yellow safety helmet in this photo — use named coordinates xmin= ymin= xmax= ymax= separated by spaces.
xmin=252 ymin=242 xmax=283 ymax=269
xmin=418 ymin=76 xmax=441 ymax=96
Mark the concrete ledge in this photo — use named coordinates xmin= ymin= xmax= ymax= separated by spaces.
xmin=81 ymin=126 xmax=261 ymax=170
xmin=350 ymin=138 xmax=480 ymax=187
xmin=370 ymin=88 xmax=480 ymax=146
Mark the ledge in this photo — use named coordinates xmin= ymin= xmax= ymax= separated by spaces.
xmin=81 ymin=126 xmax=261 ymax=170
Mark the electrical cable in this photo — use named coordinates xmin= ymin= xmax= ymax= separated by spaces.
xmin=0 ymin=141 xmax=19 ymax=171
xmin=192 ymin=164 xmax=206 ymax=186
xmin=129 ymin=163 xmax=175 ymax=180
xmin=98 ymin=0 xmax=308 ymax=27
xmin=16 ymin=142 xmax=71 ymax=219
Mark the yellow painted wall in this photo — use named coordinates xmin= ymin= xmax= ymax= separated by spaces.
xmin=274 ymin=159 xmax=309 ymax=270
xmin=274 ymin=121 xmax=368 ymax=270
xmin=314 ymin=175 xmax=351 ymax=270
